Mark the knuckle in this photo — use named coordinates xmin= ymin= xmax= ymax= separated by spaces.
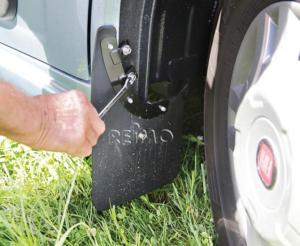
xmin=72 ymin=90 xmax=88 ymax=102
xmin=67 ymin=147 xmax=79 ymax=157
xmin=82 ymin=147 xmax=92 ymax=157
xmin=75 ymin=129 xmax=85 ymax=140
xmin=89 ymin=105 xmax=99 ymax=117
xmin=69 ymin=89 xmax=79 ymax=97
xmin=91 ymin=138 xmax=98 ymax=146
xmin=99 ymin=121 xmax=106 ymax=135
xmin=70 ymin=145 xmax=92 ymax=157
xmin=95 ymin=122 xmax=105 ymax=137
xmin=74 ymin=89 xmax=84 ymax=97
xmin=88 ymin=131 xmax=99 ymax=146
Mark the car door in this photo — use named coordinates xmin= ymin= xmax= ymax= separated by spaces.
xmin=0 ymin=0 xmax=90 ymax=95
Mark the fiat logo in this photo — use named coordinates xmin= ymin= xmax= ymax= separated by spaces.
xmin=256 ymin=140 xmax=277 ymax=189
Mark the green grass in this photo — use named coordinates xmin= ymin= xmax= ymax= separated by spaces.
xmin=0 ymin=136 xmax=215 ymax=245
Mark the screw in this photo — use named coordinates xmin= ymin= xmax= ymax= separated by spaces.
xmin=138 ymin=132 xmax=147 ymax=141
xmin=159 ymin=105 xmax=167 ymax=112
xmin=127 ymin=97 xmax=134 ymax=104
xmin=120 ymin=45 xmax=132 ymax=56
xmin=107 ymin=43 xmax=114 ymax=50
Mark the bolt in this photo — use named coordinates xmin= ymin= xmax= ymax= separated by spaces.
xmin=127 ymin=97 xmax=134 ymax=104
xmin=159 ymin=105 xmax=167 ymax=112
xmin=138 ymin=132 xmax=147 ymax=141
xmin=120 ymin=45 xmax=132 ymax=56
xmin=107 ymin=43 xmax=114 ymax=50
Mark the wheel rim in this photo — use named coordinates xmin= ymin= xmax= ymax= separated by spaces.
xmin=228 ymin=2 xmax=300 ymax=244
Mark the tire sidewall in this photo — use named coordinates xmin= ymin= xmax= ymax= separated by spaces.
xmin=205 ymin=0 xmax=299 ymax=245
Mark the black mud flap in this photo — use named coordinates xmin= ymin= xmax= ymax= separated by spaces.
xmin=92 ymin=100 xmax=183 ymax=211
xmin=91 ymin=0 xmax=213 ymax=210
xmin=91 ymin=27 xmax=184 ymax=211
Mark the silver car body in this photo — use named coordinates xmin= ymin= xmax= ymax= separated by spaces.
xmin=0 ymin=0 xmax=121 ymax=97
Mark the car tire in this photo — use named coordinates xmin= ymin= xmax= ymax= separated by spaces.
xmin=205 ymin=0 xmax=300 ymax=245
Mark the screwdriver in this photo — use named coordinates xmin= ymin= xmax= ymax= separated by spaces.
xmin=98 ymin=72 xmax=137 ymax=118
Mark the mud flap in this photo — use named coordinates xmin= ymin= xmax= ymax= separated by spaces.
xmin=91 ymin=27 xmax=184 ymax=211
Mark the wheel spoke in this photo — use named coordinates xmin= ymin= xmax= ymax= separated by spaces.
xmin=248 ymin=14 xmax=278 ymax=85
xmin=273 ymin=5 xmax=300 ymax=62
xmin=235 ymin=199 xmax=265 ymax=246
xmin=229 ymin=82 xmax=249 ymax=113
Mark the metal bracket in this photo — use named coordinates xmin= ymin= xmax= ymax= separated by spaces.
xmin=98 ymin=27 xmax=171 ymax=119
xmin=101 ymin=37 xmax=126 ymax=83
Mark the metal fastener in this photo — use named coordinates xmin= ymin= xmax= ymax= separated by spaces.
xmin=127 ymin=97 xmax=134 ymax=104
xmin=107 ymin=43 xmax=114 ymax=50
xmin=138 ymin=132 xmax=147 ymax=141
xmin=159 ymin=105 xmax=167 ymax=112
xmin=120 ymin=45 xmax=132 ymax=56
xmin=98 ymin=72 xmax=137 ymax=118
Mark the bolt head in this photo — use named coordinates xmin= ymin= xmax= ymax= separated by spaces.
xmin=127 ymin=97 xmax=134 ymax=104
xmin=107 ymin=43 xmax=114 ymax=50
xmin=138 ymin=132 xmax=147 ymax=140
xmin=159 ymin=105 xmax=167 ymax=112
xmin=121 ymin=45 xmax=132 ymax=56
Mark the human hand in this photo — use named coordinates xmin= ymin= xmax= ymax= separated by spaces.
xmin=30 ymin=90 xmax=105 ymax=157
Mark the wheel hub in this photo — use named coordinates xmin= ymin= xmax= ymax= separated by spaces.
xmin=228 ymin=2 xmax=300 ymax=244
xmin=256 ymin=140 xmax=276 ymax=189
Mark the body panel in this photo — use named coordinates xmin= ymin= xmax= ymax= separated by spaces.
xmin=90 ymin=0 xmax=121 ymax=64
xmin=0 ymin=0 xmax=122 ymax=97
xmin=0 ymin=43 xmax=90 ymax=97
xmin=0 ymin=0 xmax=90 ymax=80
